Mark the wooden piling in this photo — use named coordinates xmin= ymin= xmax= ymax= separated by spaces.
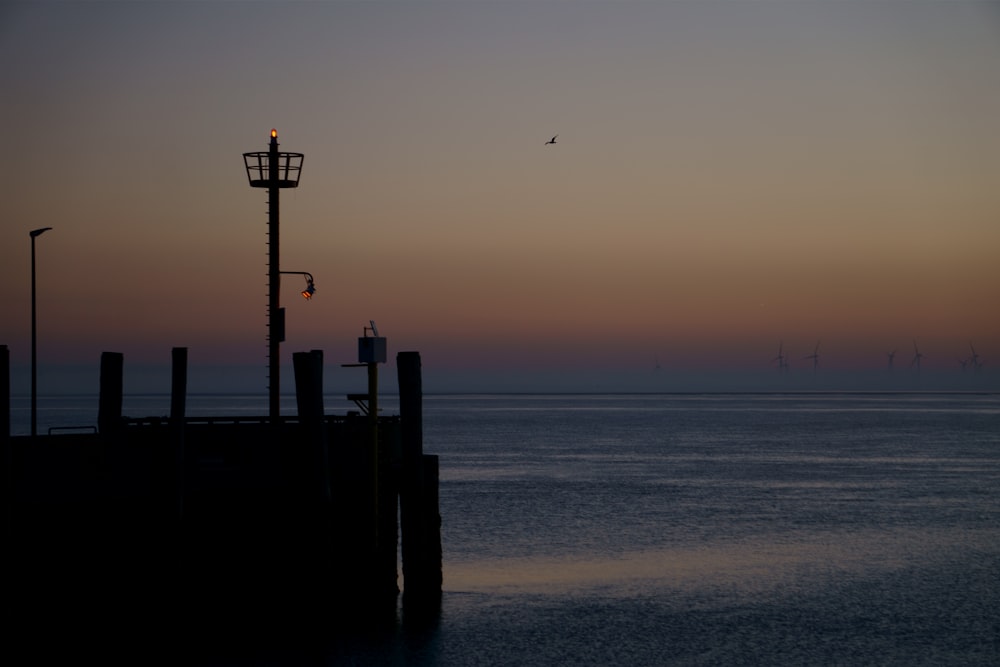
xmin=292 ymin=349 xmax=332 ymax=507
xmin=1 ymin=345 xmax=9 ymax=439
xmin=367 ymin=358 xmax=402 ymax=601
xmin=98 ymin=352 xmax=124 ymax=436
xmin=289 ymin=349 xmax=337 ymax=605
xmin=397 ymin=351 xmax=423 ymax=464
xmin=2 ymin=345 xmax=10 ymax=535
xmin=368 ymin=360 xmax=380 ymax=555
xmin=397 ymin=351 xmax=442 ymax=602
xmin=376 ymin=417 xmax=401 ymax=601
xmin=418 ymin=454 xmax=443 ymax=595
xmin=398 ymin=351 xmax=422 ymax=587
xmin=170 ymin=347 xmax=187 ymax=521
xmin=170 ymin=347 xmax=187 ymax=425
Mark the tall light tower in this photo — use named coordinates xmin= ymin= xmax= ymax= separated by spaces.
xmin=243 ymin=130 xmax=304 ymax=421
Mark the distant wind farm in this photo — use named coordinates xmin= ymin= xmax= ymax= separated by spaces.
xmin=767 ymin=340 xmax=987 ymax=377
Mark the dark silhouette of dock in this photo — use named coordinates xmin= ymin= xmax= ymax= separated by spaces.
xmin=2 ymin=343 xmax=442 ymax=646
xmin=3 ymin=131 xmax=441 ymax=654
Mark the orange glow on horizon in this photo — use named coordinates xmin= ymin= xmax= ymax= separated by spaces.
xmin=2 ymin=3 xmax=998 ymax=384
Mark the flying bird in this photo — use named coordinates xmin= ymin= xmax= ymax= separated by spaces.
xmin=545 ymin=135 xmax=558 ymax=145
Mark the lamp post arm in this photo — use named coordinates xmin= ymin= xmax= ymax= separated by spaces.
xmin=279 ymin=271 xmax=314 ymax=282
xmin=280 ymin=271 xmax=316 ymax=300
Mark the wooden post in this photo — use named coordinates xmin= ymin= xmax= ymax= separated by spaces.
xmin=291 ymin=349 xmax=334 ymax=599
xmin=2 ymin=345 xmax=10 ymax=536
xmin=98 ymin=352 xmax=124 ymax=436
xmin=1 ymin=345 xmax=9 ymax=439
xmin=398 ymin=351 xmax=422 ymax=590
xmin=419 ymin=454 xmax=443 ymax=595
xmin=170 ymin=347 xmax=187 ymax=425
xmin=397 ymin=351 xmax=423 ymax=467
xmin=170 ymin=347 xmax=187 ymax=521
xmin=398 ymin=351 xmax=442 ymax=603
xmin=368 ymin=360 xmax=379 ymax=553
xmin=293 ymin=349 xmax=331 ymax=506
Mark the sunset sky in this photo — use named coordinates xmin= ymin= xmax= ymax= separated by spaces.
xmin=2 ymin=1 xmax=998 ymax=393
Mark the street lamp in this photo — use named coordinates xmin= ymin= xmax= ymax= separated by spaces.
xmin=271 ymin=271 xmax=316 ymax=349
xmin=29 ymin=227 xmax=52 ymax=437
xmin=282 ymin=271 xmax=316 ymax=300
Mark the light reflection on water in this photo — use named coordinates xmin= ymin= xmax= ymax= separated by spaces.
xmin=444 ymin=526 xmax=992 ymax=598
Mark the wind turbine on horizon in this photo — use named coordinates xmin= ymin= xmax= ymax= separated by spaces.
xmin=969 ymin=343 xmax=984 ymax=374
xmin=886 ymin=349 xmax=897 ymax=371
xmin=803 ymin=341 xmax=820 ymax=373
xmin=772 ymin=342 xmax=789 ymax=373
xmin=910 ymin=340 xmax=924 ymax=373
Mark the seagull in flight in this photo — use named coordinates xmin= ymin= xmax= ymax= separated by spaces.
xmin=545 ymin=134 xmax=558 ymax=145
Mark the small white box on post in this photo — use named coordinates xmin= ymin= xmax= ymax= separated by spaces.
xmin=358 ymin=337 xmax=387 ymax=364
xmin=359 ymin=321 xmax=387 ymax=364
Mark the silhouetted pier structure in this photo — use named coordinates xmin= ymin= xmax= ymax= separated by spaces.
xmin=2 ymin=344 xmax=442 ymax=635
xmin=4 ymin=130 xmax=440 ymax=646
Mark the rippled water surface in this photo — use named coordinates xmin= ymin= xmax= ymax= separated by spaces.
xmin=423 ymin=394 xmax=1000 ymax=666
xmin=15 ymin=393 xmax=1000 ymax=664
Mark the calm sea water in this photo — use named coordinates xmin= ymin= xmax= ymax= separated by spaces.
xmin=10 ymin=393 xmax=1000 ymax=665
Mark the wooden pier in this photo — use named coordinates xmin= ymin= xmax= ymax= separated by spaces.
xmin=2 ymin=344 xmax=441 ymax=636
